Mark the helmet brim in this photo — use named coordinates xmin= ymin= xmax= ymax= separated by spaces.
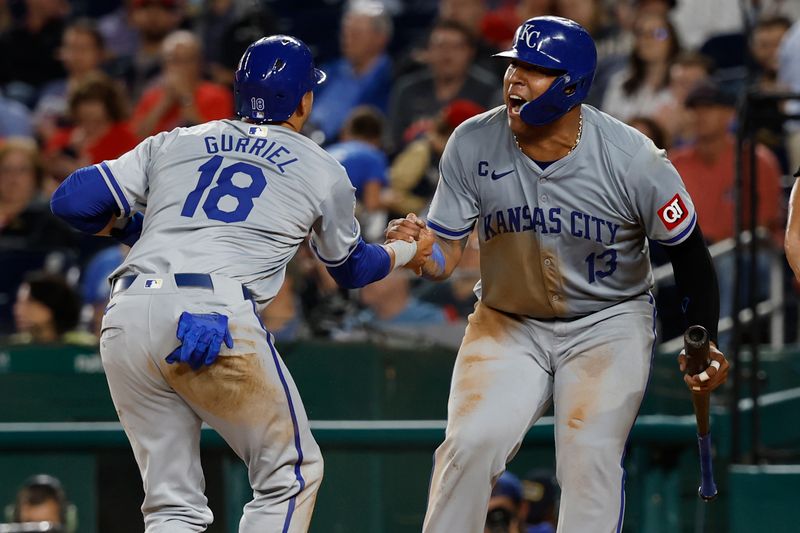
xmin=493 ymin=50 xmax=518 ymax=60
xmin=314 ymin=68 xmax=327 ymax=85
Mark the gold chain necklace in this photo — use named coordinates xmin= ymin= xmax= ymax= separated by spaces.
xmin=514 ymin=113 xmax=583 ymax=156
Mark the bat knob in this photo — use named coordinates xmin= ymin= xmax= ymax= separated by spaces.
xmin=698 ymin=486 xmax=718 ymax=502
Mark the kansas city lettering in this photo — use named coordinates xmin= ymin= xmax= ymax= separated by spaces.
xmin=483 ymin=205 xmax=620 ymax=245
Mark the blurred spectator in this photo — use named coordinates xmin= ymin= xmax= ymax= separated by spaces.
xmin=481 ymin=0 xmax=555 ymax=50
xmin=0 ymin=90 xmax=33 ymax=138
xmin=522 ymin=469 xmax=558 ymax=533
xmin=486 ymin=471 xmax=527 ymax=533
xmin=670 ymin=82 xmax=783 ymax=244
xmin=98 ymin=0 xmax=140 ymax=60
xmin=629 ymin=115 xmax=669 ymax=150
xmin=555 ymin=0 xmax=624 ymax=64
xmin=0 ymin=0 xmax=70 ymax=107
xmin=11 ymin=474 xmax=69 ymax=528
xmin=670 ymin=0 xmax=743 ymax=51
xmin=116 ymin=0 xmax=183 ymax=101
xmin=327 ymin=106 xmax=389 ymax=242
xmin=651 ymin=52 xmax=713 ymax=147
xmin=384 ymin=99 xmax=484 ymax=218
xmin=0 ymin=138 xmax=74 ymax=250
xmin=339 ymin=270 xmax=449 ymax=339
xmin=418 ymin=228 xmax=480 ymax=319
xmin=388 ymin=19 xmax=497 ymax=150
xmin=34 ymin=19 xmax=108 ymax=144
xmin=309 ymin=0 xmax=393 ymax=144
xmin=438 ymin=0 xmax=503 ymax=78
xmin=11 ymin=271 xmax=87 ymax=345
xmin=197 ymin=0 xmax=277 ymax=87
xmin=779 ymin=19 xmax=800 ymax=173
xmin=45 ymin=74 xmax=137 ymax=182
xmin=670 ymin=82 xmax=783 ymax=343
xmin=601 ymin=11 xmax=680 ymax=123
xmin=81 ymin=244 xmax=127 ymax=337
xmin=748 ymin=15 xmax=793 ymax=170
xmin=131 ymin=30 xmax=233 ymax=139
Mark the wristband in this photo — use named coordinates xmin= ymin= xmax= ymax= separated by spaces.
xmin=422 ymin=242 xmax=446 ymax=279
xmin=385 ymin=239 xmax=417 ymax=269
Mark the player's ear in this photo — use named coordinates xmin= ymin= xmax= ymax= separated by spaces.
xmin=295 ymin=91 xmax=314 ymax=120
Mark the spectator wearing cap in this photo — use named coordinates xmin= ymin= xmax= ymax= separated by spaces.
xmin=670 ymin=81 xmax=783 ymax=245
xmin=309 ymin=1 xmax=393 ymax=144
xmin=131 ymin=30 xmax=233 ymax=139
xmin=670 ymin=81 xmax=783 ymax=346
xmin=485 ymin=471 xmax=527 ymax=533
xmin=522 ymin=469 xmax=557 ymax=533
xmin=11 ymin=271 xmax=89 ymax=345
xmin=384 ymin=99 xmax=484 ymax=219
xmin=327 ymin=106 xmax=390 ymax=242
xmin=388 ymin=19 xmax=497 ymax=150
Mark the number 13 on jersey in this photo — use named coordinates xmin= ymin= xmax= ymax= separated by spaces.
xmin=181 ymin=155 xmax=268 ymax=223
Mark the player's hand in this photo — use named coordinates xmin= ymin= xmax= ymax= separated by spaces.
xmin=385 ymin=213 xmax=425 ymax=243
xmin=406 ymin=227 xmax=435 ymax=274
xmin=678 ymin=343 xmax=730 ymax=393
xmin=166 ymin=312 xmax=234 ymax=370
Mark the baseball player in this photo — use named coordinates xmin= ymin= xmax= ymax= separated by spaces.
xmin=386 ymin=17 xmax=730 ymax=532
xmin=50 ymin=35 xmax=429 ymax=532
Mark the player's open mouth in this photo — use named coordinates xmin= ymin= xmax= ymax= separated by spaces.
xmin=508 ymin=95 xmax=526 ymax=115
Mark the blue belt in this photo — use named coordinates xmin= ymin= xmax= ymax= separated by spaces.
xmin=110 ymin=273 xmax=252 ymax=300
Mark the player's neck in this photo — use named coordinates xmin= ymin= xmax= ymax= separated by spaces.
xmin=514 ymin=108 xmax=582 ymax=161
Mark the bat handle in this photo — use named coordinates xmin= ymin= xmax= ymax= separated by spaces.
xmin=697 ymin=432 xmax=718 ymax=501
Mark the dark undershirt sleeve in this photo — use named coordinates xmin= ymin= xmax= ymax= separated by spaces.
xmin=662 ymin=224 xmax=720 ymax=344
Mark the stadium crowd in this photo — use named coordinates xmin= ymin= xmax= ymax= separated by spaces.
xmin=2 ymin=0 xmax=800 ymax=348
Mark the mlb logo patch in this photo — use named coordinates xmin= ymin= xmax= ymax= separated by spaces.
xmin=658 ymin=194 xmax=689 ymax=231
xmin=247 ymin=125 xmax=269 ymax=138
xmin=144 ymin=278 xmax=163 ymax=289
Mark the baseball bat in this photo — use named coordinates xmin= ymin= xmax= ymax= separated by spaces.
xmin=683 ymin=325 xmax=718 ymax=501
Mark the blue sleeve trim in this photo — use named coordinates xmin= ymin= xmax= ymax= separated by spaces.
xmin=309 ymin=237 xmax=360 ymax=267
xmin=427 ymin=219 xmax=474 ymax=239
xmin=99 ymin=161 xmax=130 ymax=217
xmin=50 ymin=165 xmax=119 ymax=234
xmin=326 ymin=238 xmax=391 ymax=289
xmin=656 ymin=213 xmax=697 ymax=246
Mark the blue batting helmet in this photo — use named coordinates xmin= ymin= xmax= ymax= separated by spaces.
xmin=234 ymin=35 xmax=326 ymax=124
xmin=494 ymin=16 xmax=597 ymax=126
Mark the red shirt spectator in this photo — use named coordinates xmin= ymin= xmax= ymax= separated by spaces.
xmin=671 ymin=137 xmax=783 ymax=243
xmin=47 ymin=122 xmax=138 ymax=164
xmin=131 ymin=30 xmax=233 ymax=138
xmin=132 ymin=82 xmax=233 ymax=137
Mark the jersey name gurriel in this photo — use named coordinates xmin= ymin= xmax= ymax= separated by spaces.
xmin=482 ymin=204 xmax=620 ymax=245
xmin=203 ymin=133 xmax=299 ymax=173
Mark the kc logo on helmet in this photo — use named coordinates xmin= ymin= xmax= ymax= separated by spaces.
xmin=517 ymin=24 xmax=541 ymax=48
xmin=658 ymin=194 xmax=688 ymax=230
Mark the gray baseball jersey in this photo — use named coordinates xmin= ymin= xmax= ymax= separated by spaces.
xmin=101 ymin=119 xmax=361 ymax=306
xmin=98 ymin=119 xmax=362 ymax=532
xmin=422 ymin=105 xmax=694 ymax=533
xmin=427 ymin=104 xmax=696 ymax=318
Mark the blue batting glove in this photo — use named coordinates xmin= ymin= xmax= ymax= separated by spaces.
xmin=166 ymin=312 xmax=233 ymax=370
